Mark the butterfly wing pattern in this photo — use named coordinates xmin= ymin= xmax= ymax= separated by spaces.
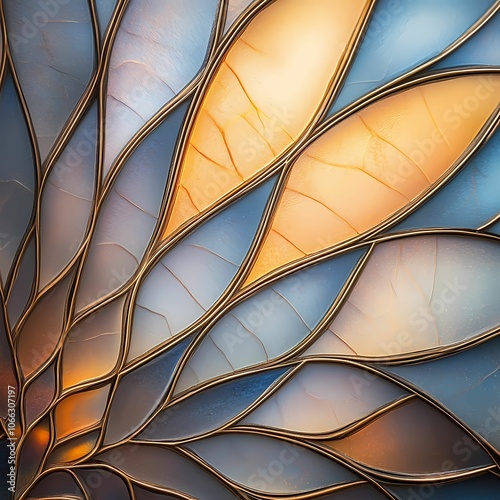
xmin=1 ymin=0 xmax=500 ymax=499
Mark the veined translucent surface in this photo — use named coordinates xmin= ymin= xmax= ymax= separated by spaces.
xmin=62 ymin=296 xmax=125 ymax=390
xmin=324 ymin=398 xmax=492 ymax=475
xmin=0 ymin=72 xmax=35 ymax=285
xmin=54 ymin=385 xmax=110 ymax=440
xmin=240 ymin=363 xmax=408 ymax=434
xmin=175 ymin=248 xmax=365 ymax=393
xmin=104 ymin=0 xmax=218 ymax=176
xmin=432 ymin=11 xmax=500 ymax=70
xmin=4 ymin=0 xmax=500 ymax=497
xmin=185 ymin=433 xmax=361 ymax=494
xmin=128 ymin=178 xmax=276 ymax=362
xmin=75 ymin=100 xmax=190 ymax=313
xmin=392 ymin=125 xmax=500 ymax=231
xmin=306 ymin=235 xmax=500 ymax=358
xmin=103 ymin=337 xmax=191 ymax=445
xmin=248 ymin=75 xmax=500 ymax=283
xmin=139 ymin=367 xmax=289 ymax=441
xmin=17 ymin=272 xmax=74 ymax=377
xmin=385 ymin=335 xmax=500 ymax=451
xmin=39 ymin=103 xmax=97 ymax=290
xmin=97 ymin=444 xmax=238 ymax=499
xmin=4 ymin=0 xmax=95 ymax=162
xmin=164 ymin=0 xmax=371 ymax=236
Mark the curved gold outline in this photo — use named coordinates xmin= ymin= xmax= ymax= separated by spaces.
xmin=240 ymin=70 xmax=500 ymax=292
xmin=154 ymin=0 xmax=377 ymax=251
xmin=164 ymin=244 xmax=374 ymax=402
xmin=9 ymin=2 xmax=500 ymax=497
xmin=179 ymin=431 xmax=397 ymax=499
xmin=322 ymin=0 xmax=500 ymax=127
xmin=234 ymin=394 xmax=416 ymax=442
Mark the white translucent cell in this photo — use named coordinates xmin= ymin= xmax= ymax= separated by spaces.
xmin=40 ymin=104 xmax=97 ymax=289
xmin=241 ymin=363 xmax=408 ymax=433
xmin=175 ymin=249 xmax=365 ymax=393
xmin=104 ymin=0 xmax=218 ymax=175
xmin=127 ymin=179 xmax=275 ymax=361
xmin=306 ymin=235 xmax=500 ymax=358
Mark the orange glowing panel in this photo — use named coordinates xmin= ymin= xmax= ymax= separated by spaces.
xmin=246 ymin=74 xmax=500 ymax=283
xmin=54 ymin=385 xmax=110 ymax=440
xmin=323 ymin=399 xmax=491 ymax=475
xmin=51 ymin=434 xmax=98 ymax=463
xmin=163 ymin=0 xmax=371 ymax=237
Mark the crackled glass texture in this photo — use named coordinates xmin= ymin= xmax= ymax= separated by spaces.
xmin=1 ymin=0 xmax=500 ymax=499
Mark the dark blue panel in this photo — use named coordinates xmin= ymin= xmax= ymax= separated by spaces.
xmin=387 ymin=473 xmax=500 ymax=500
xmin=139 ymin=366 xmax=289 ymax=441
xmin=0 ymin=71 xmax=35 ymax=284
xmin=104 ymin=336 xmax=192 ymax=445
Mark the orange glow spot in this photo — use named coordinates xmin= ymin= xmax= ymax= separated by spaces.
xmin=31 ymin=425 xmax=50 ymax=448
xmin=55 ymin=386 xmax=110 ymax=440
xmin=56 ymin=438 xmax=96 ymax=462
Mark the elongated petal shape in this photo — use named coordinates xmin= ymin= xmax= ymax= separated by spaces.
xmin=175 ymin=248 xmax=364 ymax=393
xmin=104 ymin=0 xmax=218 ymax=175
xmin=4 ymin=0 xmax=95 ymax=161
xmin=306 ymin=235 xmax=500 ymax=358
xmin=164 ymin=0 xmax=371 ymax=236
xmin=248 ymin=74 xmax=500 ymax=282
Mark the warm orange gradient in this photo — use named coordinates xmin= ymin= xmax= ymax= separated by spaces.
xmin=163 ymin=0 xmax=370 ymax=237
xmin=323 ymin=399 xmax=489 ymax=474
xmin=246 ymin=74 xmax=500 ymax=283
xmin=51 ymin=434 xmax=97 ymax=462
xmin=30 ymin=424 xmax=50 ymax=449
xmin=55 ymin=386 xmax=110 ymax=440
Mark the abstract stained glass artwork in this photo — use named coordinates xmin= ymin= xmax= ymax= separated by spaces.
xmin=1 ymin=0 xmax=500 ymax=498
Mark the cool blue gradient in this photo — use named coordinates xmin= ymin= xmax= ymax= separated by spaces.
xmin=328 ymin=0 xmax=495 ymax=115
